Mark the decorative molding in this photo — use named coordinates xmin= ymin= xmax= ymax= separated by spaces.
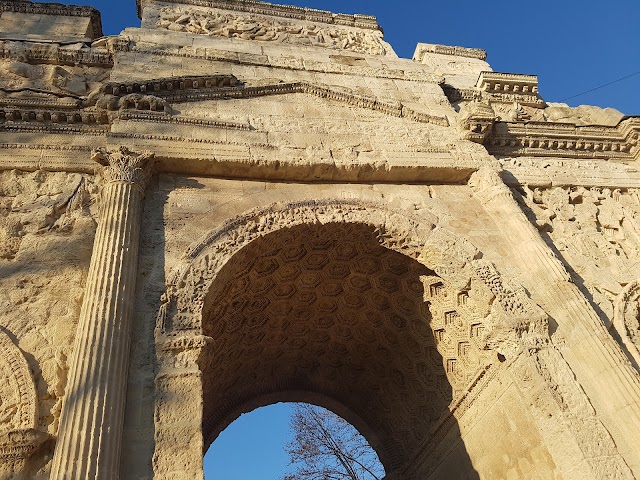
xmin=0 ymin=97 xmax=81 ymax=110
xmin=101 ymin=74 xmax=241 ymax=97
xmin=156 ymin=6 xmax=389 ymax=56
xmin=0 ymin=330 xmax=47 ymax=461
xmin=477 ymin=72 xmax=538 ymax=92
xmin=0 ymin=1 xmax=103 ymax=38
xmin=0 ymin=41 xmax=112 ymax=68
xmin=476 ymin=71 xmax=544 ymax=107
xmin=2 ymin=72 xmax=447 ymax=130
xmin=612 ymin=281 xmax=640 ymax=369
xmin=157 ymin=80 xmax=449 ymax=127
xmin=0 ymin=143 xmax=93 ymax=152
xmin=0 ymin=108 xmax=108 ymax=125
xmin=413 ymin=43 xmax=487 ymax=61
xmin=158 ymin=335 xmax=214 ymax=352
xmin=486 ymin=117 xmax=640 ymax=160
xmin=0 ymin=123 xmax=107 ymax=136
xmin=458 ymin=100 xmax=496 ymax=143
xmin=117 ymin=110 xmax=253 ymax=131
xmin=92 ymin=146 xmax=155 ymax=190
xmin=140 ymin=0 xmax=380 ymax=31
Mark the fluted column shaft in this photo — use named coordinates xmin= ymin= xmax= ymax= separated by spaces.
xmin=50 ymin=147 xmax=154 ymax=480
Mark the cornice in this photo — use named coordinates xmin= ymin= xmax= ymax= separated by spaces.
xmin=102 ymin=74 xmax=242 ymax=96
xmin=154 ymin=81 xmax=450 ymax=127
xmin=476 ymin=71 xmax=543 ymax=107
xmin=0 ymin=107 xmax=108 ymax=126
xmin=99 ymin=75 xmax=450 ymax=127
xmin=414 ymin=43 xmax=487 ymax=62
xmin=117 ymin=110 xmax=253 ymax=131
xmin=0 ymin=97 xmax=81 ymax=109
xmin=0 ymin=40 xmax=113 ymax=67
xmin=485 ymin=118 xmax=640 ymax=161
xmin=0 ymin=1 xmax=103 ymax=38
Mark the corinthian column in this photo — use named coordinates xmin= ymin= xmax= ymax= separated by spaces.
xmin=50 ymin=147 xmax=154 ymax=480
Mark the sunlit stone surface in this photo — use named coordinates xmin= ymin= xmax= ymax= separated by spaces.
xmin=0 ymin=1 xmax=640 ymax=479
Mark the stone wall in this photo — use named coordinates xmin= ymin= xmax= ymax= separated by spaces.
xmin=0 ymin=0 xmax=639 ymax=479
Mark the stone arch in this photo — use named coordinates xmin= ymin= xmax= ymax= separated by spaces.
xmin=154 ymin=199 xmax=550 ymax=479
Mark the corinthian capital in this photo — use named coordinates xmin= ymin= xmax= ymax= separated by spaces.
xmin=468 ymin=166 xmax=511 ymax=203
xmin=92 ymin=146 xmax=155 ymax=191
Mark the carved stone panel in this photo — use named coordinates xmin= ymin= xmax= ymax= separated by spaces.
xmin=0 ymin=330 xmax=46 ymax=462
xmin=156 ymin=7 xmax=392 ymax=56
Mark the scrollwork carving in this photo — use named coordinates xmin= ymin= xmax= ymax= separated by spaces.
xmin=612 ymin=280 xmax=640 ymax=368
xmin=0 ymin=330 xmax=46 ymax=461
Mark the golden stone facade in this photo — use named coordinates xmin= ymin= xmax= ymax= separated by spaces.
xmin=0 ymin=0 xmax=640 ymax=479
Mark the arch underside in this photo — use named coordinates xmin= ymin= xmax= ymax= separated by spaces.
xmin=199 ymin=221 xmax=495 ymax=473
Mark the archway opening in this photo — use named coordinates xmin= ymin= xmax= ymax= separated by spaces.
xmin=199 ymin=221 xmax=480 ymax=478
xmin=203 ymin=402 xmax=385 ymax=479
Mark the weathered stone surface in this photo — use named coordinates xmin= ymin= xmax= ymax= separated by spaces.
xmin=0 ymin=0 xmax=640 ymax=479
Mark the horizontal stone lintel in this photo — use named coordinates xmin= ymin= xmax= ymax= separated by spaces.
xmin=2 ymin=138 xmax=640 ymax=189
xmin=0 ymin=132 xmax=480 ymax=183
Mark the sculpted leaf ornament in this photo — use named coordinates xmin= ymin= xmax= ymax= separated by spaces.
xmin=91 ymin=146 xmax=155 ymax=190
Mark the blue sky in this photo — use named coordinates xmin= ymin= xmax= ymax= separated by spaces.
xmin=83 ymin=0 xmax=640 ymax=114
xmin=205 ymin=403 xmax=295 ymax=479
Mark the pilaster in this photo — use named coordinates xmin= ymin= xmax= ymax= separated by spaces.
xmin=50 ymin=147 xmax=154 ymax=480
xmin=469 ymin=167 xmax=640 ymax=476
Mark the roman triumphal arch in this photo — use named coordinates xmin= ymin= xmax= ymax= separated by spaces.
xmin=0 ymin=0 xmax=640 ymax=479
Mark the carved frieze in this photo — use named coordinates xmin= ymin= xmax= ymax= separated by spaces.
xmin=157 ymin=7 xmax=391 ymax=56
xmin=0 ymin=108 xmax=107 ymax=126
xmin=519 ymin=185 xmax=640 ymax=336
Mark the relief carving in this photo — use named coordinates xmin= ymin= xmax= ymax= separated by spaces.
xmin=519 ymin=185 xmax=640 ymax=368
xmin=613 ymin=281 xmax=640 ymax=367
xmin=458 ymin=100 xmax=495 ymax=143
xmin=157 ymin=7 xmax=390 ymax=56
xmin=0 ymin=52 xmax=110 ymax=98
xmin=0 ymin=330 xmax=47 ymax=461
xmin=92 ymin=146 xmax=155 ymax=190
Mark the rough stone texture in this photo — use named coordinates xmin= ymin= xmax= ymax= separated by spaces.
xmin=0 ymin=0 xmax=640 ymax=479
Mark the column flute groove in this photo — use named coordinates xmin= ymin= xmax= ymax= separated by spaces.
xmin=50 ymin=147 xmax=154 ymax=480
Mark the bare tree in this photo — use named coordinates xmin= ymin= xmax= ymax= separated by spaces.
xmin=284 ymin=403 xmax=385 ymax=480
